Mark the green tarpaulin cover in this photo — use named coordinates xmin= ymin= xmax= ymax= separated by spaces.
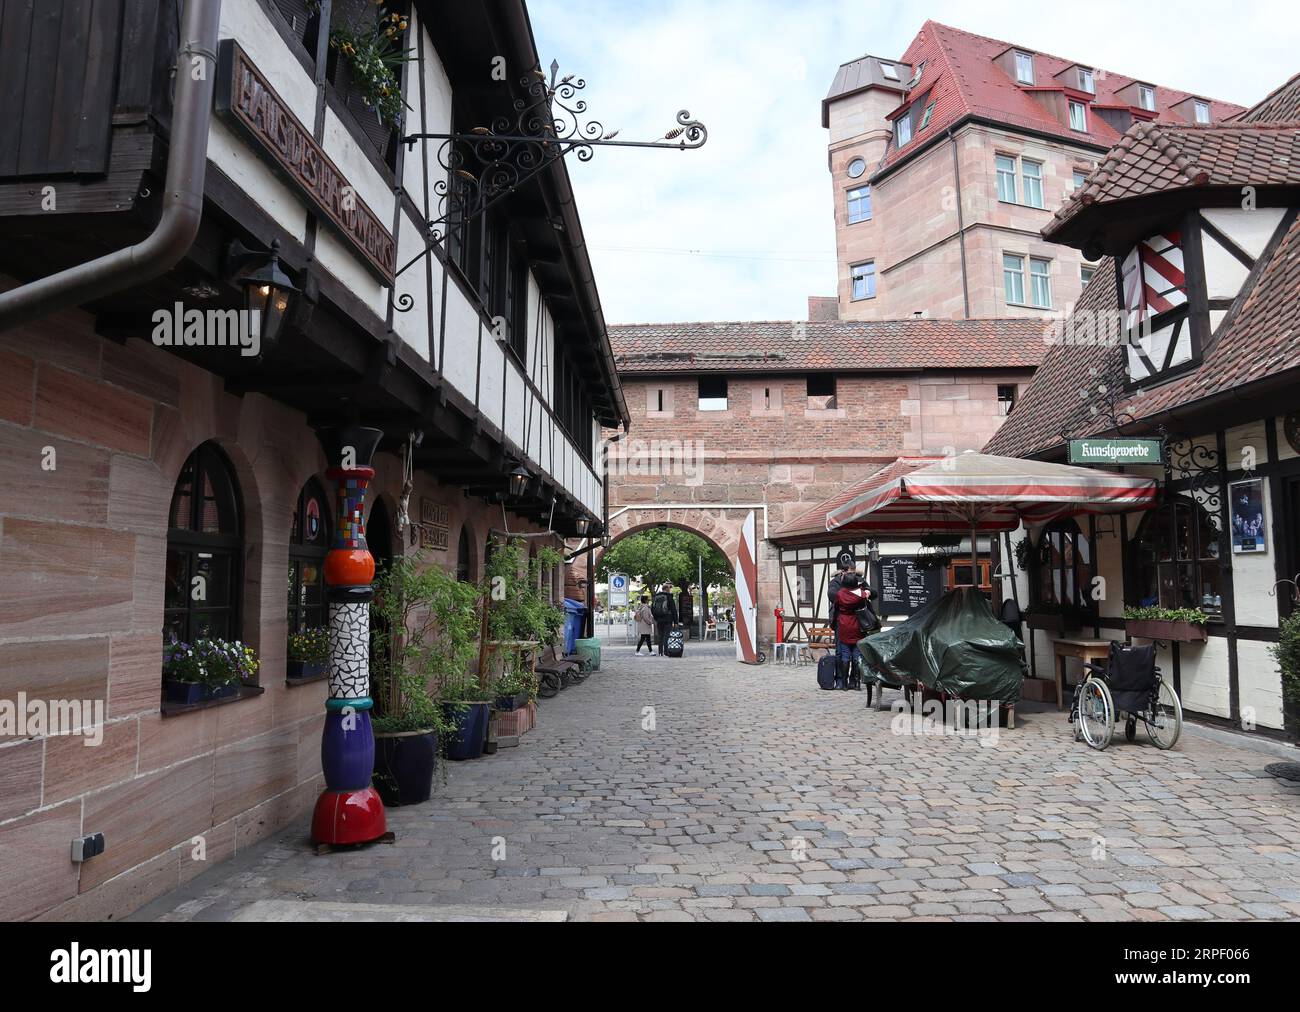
xmin=859 ymin=588 xmax=1026 ymax=703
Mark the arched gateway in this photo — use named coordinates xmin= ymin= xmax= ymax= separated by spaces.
xmin=598 ymin=506 xmax=769 ymax=660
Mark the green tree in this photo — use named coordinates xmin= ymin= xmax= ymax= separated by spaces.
xmin=598 ymin=529 xmax=732 ymax=592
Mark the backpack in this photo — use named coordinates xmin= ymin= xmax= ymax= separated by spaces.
xmin=651 ymin=592 xmax=672 ymax=622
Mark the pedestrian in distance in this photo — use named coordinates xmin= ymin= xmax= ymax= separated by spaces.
xmin=651 ymin=583 xmax=679 ymax=655
xmin=834 ymin=572 xmax=876 ymax=691
xmin=633 ymin=595 xmax=655 ymax=655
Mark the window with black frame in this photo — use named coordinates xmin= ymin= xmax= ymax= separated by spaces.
xmin=288 ymin=477 xmax=333 ymax=633
xmin=165 ymin=444 xmax=243 ymax=643
xmin=1035 ymin=519 xmax=1095 ymax=615
xmin=1132 ymin=496 xmax=1223 ymax=618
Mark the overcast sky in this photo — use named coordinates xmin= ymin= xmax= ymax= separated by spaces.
xmin=528 ymin=0 xmax=1297 ymax=325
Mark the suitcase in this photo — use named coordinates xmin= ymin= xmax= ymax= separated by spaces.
xmin=817 ymin=655 xmax=840 ymax=691
xmin=665 ymin=626 xmax=686 ymax=658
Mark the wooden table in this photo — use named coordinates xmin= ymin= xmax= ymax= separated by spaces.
xmin=1053 ymin=639 xmax=1113 ymax=711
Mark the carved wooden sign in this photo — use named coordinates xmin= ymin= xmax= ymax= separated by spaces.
xmin=214 ymin=40 xmax=396 ymax=283
xmin=419 ymin=499 xmax=450 ymax=552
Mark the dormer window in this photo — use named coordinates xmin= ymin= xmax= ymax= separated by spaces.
xmin=1069 ymin=100 xmax=1088 ymax=132
xmin=1138 ymin=85 xmax=1156 ymax=111
xmin=881 ymin=62 xmax=900 ymax=82
xmin=1015 ymin=51 xmax=1035 ymax=85
xmin=896 ymin=111 xmax=913 ymax=147
xmin=1194 ymin=100 xmax=1210 ymax=124
xmin=1077 ymin=68 xmax=1095 ymax=93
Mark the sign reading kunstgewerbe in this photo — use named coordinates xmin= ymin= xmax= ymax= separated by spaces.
xmin=214 ymin=41 xmax=396 ymax=283
xmin=1069 ymin=438 xmax=1164 ymax=466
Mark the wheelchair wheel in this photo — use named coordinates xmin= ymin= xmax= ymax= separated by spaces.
xmin=1078 ymin=679 xmax=1114 ymax=751
xmin=1125 ymin=716 xmax=1137 ymax=743
xmin=1146 ymin=679 xmax=1183 ymax=750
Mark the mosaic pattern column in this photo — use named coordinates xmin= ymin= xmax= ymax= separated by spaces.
xmin=311 ymin=426 xmax=387 ymax=846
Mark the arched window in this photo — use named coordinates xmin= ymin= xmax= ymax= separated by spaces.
xmin=1035 ymin=519 xmax=1094 ymax=612
xmin=289 ymin=477 xmax=332 ymax=632
xmin=165 ymin=444 xmax=243 ymax=643
xmin=456 ymin=526 xmax=474 ymax=584
xmin=1133 ymin=496 xmax=1223 ymax=618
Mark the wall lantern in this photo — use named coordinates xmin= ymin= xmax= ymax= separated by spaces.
xmin=508 ymin=466 xmax=533 ymax=499
xmin=225 ymin=238 xmax=299 ymax=355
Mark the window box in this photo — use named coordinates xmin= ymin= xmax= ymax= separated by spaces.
xmin=287 ymin=659 xmax=328 ymax=682
xmin=1126 ymin=618 xmax=1208 ymax=643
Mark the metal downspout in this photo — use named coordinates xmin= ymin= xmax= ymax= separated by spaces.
xmin=948 ymin=127 xmax=971 ymax=320
xmin=0 ymin=0 xmax=223 ymax=333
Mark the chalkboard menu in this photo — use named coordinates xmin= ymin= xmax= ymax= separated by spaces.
xmin=877 ymin=557 xmax=943 ymax=617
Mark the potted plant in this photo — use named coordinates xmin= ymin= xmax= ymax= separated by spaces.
xmin=1272 ymin=612 xmax=1300 ymax=736
xmin=287 ymin=627 xmax=329 ymax=681
xmin=371 ymin=554 xmax=480 ymax=803
xmin=492 ymin=667 xmax=531 ymax=712
xmin=1125 ymin=606 xmax=1210 ymax=643
xmin=324 ymin=4 xmax=412 ymax=130
xmin=481 ymin=539 xmax=564 ymax=659
xmin=441 ymin=670 xmax=495 ymax=762
xmin=163 ymin=638 xmax=258 ymax=704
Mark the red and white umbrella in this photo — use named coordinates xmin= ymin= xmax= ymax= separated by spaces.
xmin=826 ymin=452 xmax=1158 ymax=536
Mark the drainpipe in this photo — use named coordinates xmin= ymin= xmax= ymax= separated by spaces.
xmin=0 ymin=0 xmax=223 ymax=333
xmin=948 ymin=127 xmax=971 ymax=320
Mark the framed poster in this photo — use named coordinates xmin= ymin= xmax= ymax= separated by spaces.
xmin=1229 ymin=479 xmax=1268 ymax=554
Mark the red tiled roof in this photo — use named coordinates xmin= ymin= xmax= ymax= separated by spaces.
xmin=868 ymin=21 xmax=1245 ymax=177
xmin=608 ymin=319 xmax=1049 ymax=375
xmin=1236 ymin=72 xmax=1300 ymax=124
xmin=1046 ymin=121 xmax=1300 ymax=236
xmin=986 ymin=70 xmax=1300 ymax=461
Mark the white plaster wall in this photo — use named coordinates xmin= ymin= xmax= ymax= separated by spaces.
xmin=220 ymin=0 xmax=317 ymax=123
xmin=206 ymin=119 xmax=309 ymax=241
xmin=1201 ymin=208 xmax=1288 ymax=261
xmin=392 ymin=208 xmax=430 ymax=361
xmin=1237 ymin=638 xmax=1286 ymax=730
xmin=1147 ymin=636 xmax=1232 ymax=720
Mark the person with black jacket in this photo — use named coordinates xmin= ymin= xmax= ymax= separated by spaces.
xmin=650 ymin=583 xmax=679 ymax=656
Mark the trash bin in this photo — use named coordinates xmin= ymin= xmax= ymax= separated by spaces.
xmin=563 ymin=598 xmax=587 ymax=656
xmin=575 ymin=637 xmax=602 ymax=672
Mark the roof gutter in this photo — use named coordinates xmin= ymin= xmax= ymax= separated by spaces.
xmin=0 ymin=0 xmax=222 ymax=333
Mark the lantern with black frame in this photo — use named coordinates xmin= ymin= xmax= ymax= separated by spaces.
xmin=224 ymin=238 xmax=300 ymax=358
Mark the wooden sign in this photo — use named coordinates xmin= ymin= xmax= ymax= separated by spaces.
xmin=214 ymin=40 xmax=396 ymax=283
xmin=418 ymin=499 xmax=450 ymax=552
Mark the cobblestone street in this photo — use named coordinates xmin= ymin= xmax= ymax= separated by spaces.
xmin=134 ymin=643 xmax=1300 ymax=923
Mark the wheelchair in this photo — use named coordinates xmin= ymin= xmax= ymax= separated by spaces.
xmin=1069 ymin=641 xmax=1183 ymax=751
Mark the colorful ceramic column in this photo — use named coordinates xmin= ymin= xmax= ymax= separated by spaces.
xmin=311 ymin=426 xmax=387 ymax=846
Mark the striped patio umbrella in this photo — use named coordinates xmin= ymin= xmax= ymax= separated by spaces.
xmin=822 ymin=453 xmax=1158 ymax=587
xmin=825 ymin=452 xmax=1159 ymax=536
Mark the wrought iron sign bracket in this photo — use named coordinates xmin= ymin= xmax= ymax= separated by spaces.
xmin=389 ymin=61 xmax=707 ymax=312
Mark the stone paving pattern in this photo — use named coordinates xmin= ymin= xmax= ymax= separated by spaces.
xmin=133 ymin=643 xmax=1300 ymax=923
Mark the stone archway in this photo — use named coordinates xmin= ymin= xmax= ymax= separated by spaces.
xmin=587 ymin=506 xmax=778 ymax=645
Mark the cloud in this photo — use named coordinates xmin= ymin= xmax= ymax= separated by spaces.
xmin=528 ymin=0 xmax=1298 ymax=324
